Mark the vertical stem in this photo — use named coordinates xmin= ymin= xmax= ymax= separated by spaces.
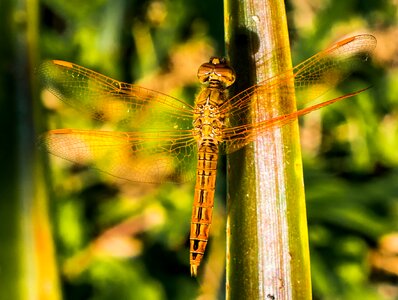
xmin=0 ymin=0 xmax=60 ymax=299
xmin=225 ymin=0 xmax=312 ymax=299
xmin=0 ymin=2 xmax=21 ymax=298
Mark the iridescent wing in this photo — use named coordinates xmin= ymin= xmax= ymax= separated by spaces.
xmin=220 ymin=34 xmax=377 ymax=153
xmin=39 ymin=34 xmax=376 ymax=182
xmin=38 ymin=129 xmax=196 ymax=183
xmin=38 ymin=60 xmax=197 ymax=183
xmin=39 ymin=60 xmax=194 ymax=131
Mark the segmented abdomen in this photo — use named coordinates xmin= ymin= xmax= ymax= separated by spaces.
xmin=190 ymin=142 xmax=218 ymax=276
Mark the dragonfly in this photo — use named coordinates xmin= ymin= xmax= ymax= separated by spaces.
xmin=38 ymin=34 xmax=376 ymax=276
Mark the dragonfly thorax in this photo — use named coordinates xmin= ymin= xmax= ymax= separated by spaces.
xmin=193 ymin=102 xmax=224 ymax=142
xmin=193 ymin=88 xmax=226 ymax=143
xmin=197 ymin=57 xmax=236 ymax=88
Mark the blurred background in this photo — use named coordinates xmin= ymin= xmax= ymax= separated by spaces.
xmin=1 ymin=0 xmax=397 ymax=299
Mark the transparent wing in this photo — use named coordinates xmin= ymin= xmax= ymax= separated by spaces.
xmin=39 ymin=60 xmax=194 ymax=132
xmin=221 ymin=34 xmax=377 ymax=153
xmin=221 ymin=88 xmax=369 ymax=153
xmin=38 ymin=129 xmax=197 ymax=183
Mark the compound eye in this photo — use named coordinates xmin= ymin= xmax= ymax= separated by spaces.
xmin=197 ymin=57 xmax=236 ymax=87
xmin=197 ymin=63 xmax=214 ymax=84
xmin=214 ymin=66 xmax=236 ymax=87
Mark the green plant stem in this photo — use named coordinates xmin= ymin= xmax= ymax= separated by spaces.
xmin=0 ymin=0 xmax=60 ymax=299
xmin=224 ymin=0 xmax=312 ymax=299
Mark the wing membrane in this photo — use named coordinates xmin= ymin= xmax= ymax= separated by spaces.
xmin=221 ymin=34 xmax=376 ymax=153
xmin=39 ymin=129 xmax=197 ymax=183
xmin=39 ymin=60 xmax=194 ymax=132
xmin=39 ymin=35 xmax=376 ymax=179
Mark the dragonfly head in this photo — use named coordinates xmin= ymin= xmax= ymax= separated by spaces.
xmin=197 ymin=57 xmax=236 ymax=88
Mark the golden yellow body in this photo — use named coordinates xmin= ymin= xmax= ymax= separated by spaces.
xmin=190 ymin=58 xmax=235 ymax=276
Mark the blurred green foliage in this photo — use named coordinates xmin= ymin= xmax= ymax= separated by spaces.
xmin=33 ymin=0 xmax=398 ymax=299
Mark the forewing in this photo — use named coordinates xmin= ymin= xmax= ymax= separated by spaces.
xmin=221 ymin=34 xmax=376 ymax=153
xmin=38 ymin=129 xmax=197 ymax=183
xmin=39 ymin=60 xmax=194 ymax=132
